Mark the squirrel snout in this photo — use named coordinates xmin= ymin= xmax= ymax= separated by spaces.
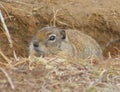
xmin=32 ymin=41 xmax=40 ymax=52
xmin=33 ymin=41 xmax=39 ymax=48
xmin=31 ymin=41 xmax=46 ymax=57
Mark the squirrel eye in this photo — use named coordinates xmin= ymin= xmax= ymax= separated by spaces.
xmin=48 ymin=35 xmax=56 ymax=41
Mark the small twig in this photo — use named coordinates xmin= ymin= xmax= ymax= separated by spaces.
xmin=0 ymin=62 xmax=7 ymax=67
xmin=13 ymin=50 xmax=19 ymax=62
xmin=108 ymin=52 xmax=112 ymax=59
xmin=47 ymin=57 xmax=58 ymax=62
xmin=114 ymin=47 xmax=120 ymax=52
xmin=99 ymin=69 xmax=107 ymax=81
xmin=50 ymin=2 xmax=73 ymax=26
xmin=0 ymin=67 xmax=15 ymax=90
xmin=13 ymin=58 xmax=27 ymax=67
xmin=57 ymin=20 xmax=70 ymax=26
xmin=52 ymin=7 xmax=59 ymax=27
xmin=41 ymin=82 xmax=50 ymax=92
xmin=0 ymin=49 xmax=11 ymax=63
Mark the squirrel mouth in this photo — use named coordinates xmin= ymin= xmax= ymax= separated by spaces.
xmin=33 ymin=48 xmax=45 ymax=57
xmin=34 ymin=51 xmax=45 ymax=57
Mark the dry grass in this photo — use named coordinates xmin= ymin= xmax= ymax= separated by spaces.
xmin=0 ymin=55 xmax=120 ymax=92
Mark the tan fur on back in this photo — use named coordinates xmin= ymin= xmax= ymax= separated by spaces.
xmin=66 ymin=29 xmax=102 ymax=59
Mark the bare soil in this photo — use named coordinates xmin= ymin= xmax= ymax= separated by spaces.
xmin=0 ymin=0 xmax=120 ymax=92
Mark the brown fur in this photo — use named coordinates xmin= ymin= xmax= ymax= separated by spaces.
xmin=29 ymin=26 xmax=103 ymax=59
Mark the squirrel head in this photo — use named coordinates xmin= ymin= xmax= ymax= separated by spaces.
xmin=29 ymin=26 xmax=71 ymax=57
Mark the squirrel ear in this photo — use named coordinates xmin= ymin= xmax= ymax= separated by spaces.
xmin=60 ymin=30 xmax=66 ymax=40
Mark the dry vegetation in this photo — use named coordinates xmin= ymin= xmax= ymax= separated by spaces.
xmin=0 ymin=0 xmax=120 ymax=92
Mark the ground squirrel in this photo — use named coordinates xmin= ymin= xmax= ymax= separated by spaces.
xmin=29 ymin=26 xmax=103 ymax=59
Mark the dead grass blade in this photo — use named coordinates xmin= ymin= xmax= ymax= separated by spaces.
xmin=0 ymin=10 xmax=18 ymax=61
xmin=0 ymin=67 xmax=15 ymax=90
xmin=0 ymin=49 xmax=11 ymax=63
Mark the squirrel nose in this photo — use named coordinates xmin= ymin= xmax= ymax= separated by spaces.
xmin=33 ymin=42 xmax=39 ymax=48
